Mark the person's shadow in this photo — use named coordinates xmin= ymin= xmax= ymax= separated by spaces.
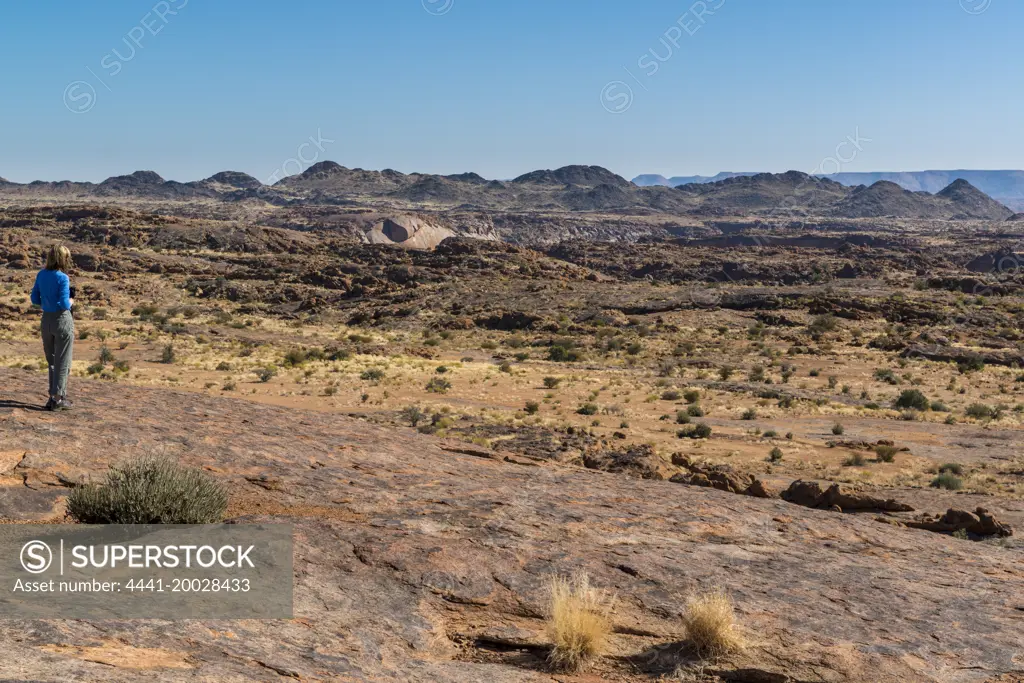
xmin=0 ymin=399 xmax=47 ymax=412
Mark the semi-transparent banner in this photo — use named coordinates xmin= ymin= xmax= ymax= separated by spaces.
xmin=0 ymin=524 xmax=292 ymax=619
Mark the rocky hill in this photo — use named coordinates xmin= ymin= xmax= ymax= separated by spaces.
xmin=833 ymin=179 xmax=1013 ymax=220
xmin=635 ymin=169 xmax=1024 ymax=211
xmin=0 ymin=165 xmax=1014 ymax=222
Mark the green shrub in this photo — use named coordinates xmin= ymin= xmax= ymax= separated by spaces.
xmin=844 ymin=452 xmax=867 ymax=466
xmin=283 ymin=349 xmax=309 ymax=367
xmin=426 ymin=377 xmax=451 ymax=394
xmin=676 ymin=410 xmax=691 ymax=424
xmin=687 ymin=405 xmax=705 ymax=417
xmin=965 ymin=403 xmax=995 ymax=419
xmin=929 ymin=400 xmax=949 ymax=412
xmin=691 ymin=422 xmax=712 ymax=439
xmin=66 ymin=456 xmax=227 ymax=524
xmin=768 ymin=447 xmax=783 ymax=463
xmin=401 ymin=405 xmax=426 ymax=427
xmin=831 ymin=423 xmax=844 ymax=435
xmin=361 ymin=368 xmax=386 ymax=382
xmin=740 ymin=408 xmax=757 ymax=420
xmin=577 ymin=403 xmax=599 ymax=416
xmin=161 ymin=344 xmax=176 ymax=364
xmin=543 ymin=376 xmax=562 ymax=389
xmin=874 ymin=368 xmax=899 ymax=385
xmin=875 ymin=445 xmax=898 ymax=463
xmin=661 ymin=390 xmax=682 ymax=401
xmin=718 ymin=366 xmax=735 ymax=381
xmin=525 ymin=401 xmax=540 ymax=415
xmin=894 ymin=389 xmax=929 ymax=411
xmin=256 ymin=366 xmax=277 ymax=383
xmin=98 ymin=346 xmax=115 ymax=365
xmin=548 ymin=342 xmax=582 ymax=363
xmin=683 ymin=389 xmax=701 ymax=404
xmin=216 ymin=361 xmax=232 ymax=372
xmin=931 ymin=473 xmax=963 ymax=490
xmin=939 ymin=462 xmax=963 ymax=475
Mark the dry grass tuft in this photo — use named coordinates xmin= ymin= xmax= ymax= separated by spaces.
xmin=546 ymin=571 xmax=614 ymax=672
xmin=682 ymin=589 xmax=744 ymax=659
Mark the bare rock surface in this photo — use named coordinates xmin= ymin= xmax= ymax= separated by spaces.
xmin=0 ymin=368 xmax=1022 ymax=682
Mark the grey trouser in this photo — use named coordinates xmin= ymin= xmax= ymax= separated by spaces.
xmin=41 ymin=311 xmax=74 ymax=398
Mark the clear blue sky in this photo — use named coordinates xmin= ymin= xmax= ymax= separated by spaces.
xmin=1 ymin=0 xmax=1020 ymax=183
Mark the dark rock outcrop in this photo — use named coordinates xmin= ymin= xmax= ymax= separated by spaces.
xmin=781 ymin=480 xmax=914 ymax=512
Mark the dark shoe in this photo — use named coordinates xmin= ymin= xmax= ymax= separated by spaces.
xmin=44 ymin=397 xmax=56 ymax=411
xmin=54 ymin=396 xmax=74 ymax=411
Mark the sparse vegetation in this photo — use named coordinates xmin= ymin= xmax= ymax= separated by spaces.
xmin=546 ymin=572 xmax=614 ymax=673
xmin=931 ymin=472 xmax=964 ymax=490
xmin=682 ymin=589 xmax=744 ymax=659
xmin=66 ymin=456 xmax=227 ymax=524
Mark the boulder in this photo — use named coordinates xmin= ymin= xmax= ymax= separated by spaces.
xmin=670 ymin=453 xmax=772 ymax=497
xmin=781 ymin=480 xmax=914 ymax=512
xmin=905 ymin=507 xmax=1013 ymax=538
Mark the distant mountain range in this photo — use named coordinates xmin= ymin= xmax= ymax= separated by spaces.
xmin=633 ymin=169 xmax=1024 ymax=211
xmin=0 ymin=164 xmax=1016 ymax=220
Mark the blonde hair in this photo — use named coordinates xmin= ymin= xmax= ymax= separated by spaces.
xmin=45 ymin=244 xmax=73 ymax=272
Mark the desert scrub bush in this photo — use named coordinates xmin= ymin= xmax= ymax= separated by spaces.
xmin=216 ymin=361 xmax=232 ymax=372
xmin=676 ymin=410 xmax=691 ymax=425
xmin=98 ymin=346 xmax=115 ymax=365
xmin=939 ymin=462 xmax=964 ymax=475
xmin=546 ymin=572 xmax=614 ymax=673
xmin=543 ymin=376 xmax=562 ymax=389
xmin=525 ymin=400 xmax=540 ymax=415
xmin=930 ymin=400 xmax=949 ymax=412
xmin=360 ymin=368 xmax=386 ymax=382
xmin=426 ymin=377 xmax=451 ymax=394
xmin=66 ymin=456 xmax=227 ymax=524
xmin=844 ymin=452 xmax=867 ymax=467
xmin=401 ymin=405 xmax=426 ymax=427
xmin=661 ymin=389 xmax=682 ymax=401
xmin=692 ymin=422 xmax=712 ymax=439
xmin=875 ymin=444 xmax=898 ymax=463
xmin=548 ymin=340 xmax=582 ymax=362
xmin=683 ymin=389 xmax=701 ymax=404
xmin=957 ymin=354 xmax=985 ymax=374
xmin=687 ymin=404 xmax=705 ymax=417
xmin=255 ymin=366 xmax=277 ymax=383
xmin=874 ymin=368 xmax=899 ymax=385
xmin=965 ymin=403 xmax=996 ymax=419
xmin=768 ymin=447 xmax=783 ymax=463
xmin=682 ymin=589 xmax=744 ymax=659
xmin=577 ymin=403 xmax=599 ymax=416
xmin=808 ymin=314 xmax=838 ymax=336
xmin=718 ymin=366 xmax=735 ymax=381
xmin=831 ymin=423 xmax=844 ymax=435
xmin=740 ymin=408 xmax=757 ymax=420
xmin=283 ymin=348 xmax=311 ymax=367
xmin=893 ymin=389 xmax=929 ymax=411
xmin=931 ymin=472 xmax=963 ymax=490
xmin=748 ymin=366 xmax=766 ymax=383
xmin=161 ymin=344 xmax=176 ymax=364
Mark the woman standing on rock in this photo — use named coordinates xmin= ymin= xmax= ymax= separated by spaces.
xmin=30 ymin=244 xmax=75 ymax=411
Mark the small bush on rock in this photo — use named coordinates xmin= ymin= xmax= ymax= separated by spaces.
xmin=66 ymin=456 xmax=227 ymax=524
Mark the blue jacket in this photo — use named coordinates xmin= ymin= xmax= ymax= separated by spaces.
xmin=30 ymin=269 xmax=72 ymax=312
